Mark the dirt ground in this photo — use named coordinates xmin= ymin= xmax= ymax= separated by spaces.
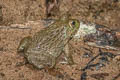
xmin=0 ymin=0 xmax=120 ymax=80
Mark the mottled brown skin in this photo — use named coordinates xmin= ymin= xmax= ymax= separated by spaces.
xmin=17 ymin=15 xmax=80 ymax=69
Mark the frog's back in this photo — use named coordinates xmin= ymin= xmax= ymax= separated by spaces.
xmin=24 ymin=21 xmax=68 ymax=68
xmin=28 ymin=21 xmax=66 ymax=54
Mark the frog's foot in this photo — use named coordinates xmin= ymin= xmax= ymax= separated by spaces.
xmin=67 ymin=57 xmax=75 ymax=65
xmin=60 ymin=57 xmax=75 ymax=65
xmin=16 ymin=60 xmax=28 ymax=67
xmin=49 ymin=57 xmax=56 ymax=69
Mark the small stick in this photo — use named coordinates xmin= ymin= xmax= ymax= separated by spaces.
xmin=0 ymin=26 xmax=31 ymax=29
xmin=87 ymin=42 xmax=118 ymax=50
xmin=81 ymin=48 xmax=101 ymax=71
xmin=81 ymin=72 xmax=87 ymax=80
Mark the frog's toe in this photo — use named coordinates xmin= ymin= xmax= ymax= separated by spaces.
xmin=59 ymin=57 xmax=75 ymax=65
xmin=35 ymin=65 xmax=45 ymax=69
xmin=59 ymin=61 xmax=68 ymax=64
xmin=66 ymin=57 xmax=75 ymax=65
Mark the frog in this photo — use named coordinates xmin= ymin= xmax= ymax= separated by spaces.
xmin=17 ymin=14 xmax=80 ymax=69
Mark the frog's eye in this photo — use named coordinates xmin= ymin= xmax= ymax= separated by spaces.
xmin=69 ymin=20 xmax=77 ymax=28
xmin=71 ymin=21 xmax=75 ymax=25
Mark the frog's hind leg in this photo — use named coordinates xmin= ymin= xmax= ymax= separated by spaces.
xmin=17 ymin=36 xmax=32 ymax=53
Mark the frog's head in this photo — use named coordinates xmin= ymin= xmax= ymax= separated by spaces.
xmin=58 ymin=14 xmax=80 ymax=38
xmin=59 ymin=13 xmax=70 ymax=23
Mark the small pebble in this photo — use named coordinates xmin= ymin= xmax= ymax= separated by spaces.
xmin=82 ymin=52 xmax=92 ymax=58
xmin=95 ymin=63 xmax=105 ymax=70
xmin=99 ymin=56 xmax=109 ymax=63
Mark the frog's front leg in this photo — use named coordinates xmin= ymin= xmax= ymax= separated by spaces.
xmin=64 ymin=43 xmax=74 ymax=65
xmin=50 ymin=57 xmax=56 ymax=69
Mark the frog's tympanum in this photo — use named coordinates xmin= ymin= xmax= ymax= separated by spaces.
xmin=17 ymin=14 xmax=80 ymax=69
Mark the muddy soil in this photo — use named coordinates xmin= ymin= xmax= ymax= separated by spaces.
xmin=0 ymin=0 xmax=120 ymax=80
